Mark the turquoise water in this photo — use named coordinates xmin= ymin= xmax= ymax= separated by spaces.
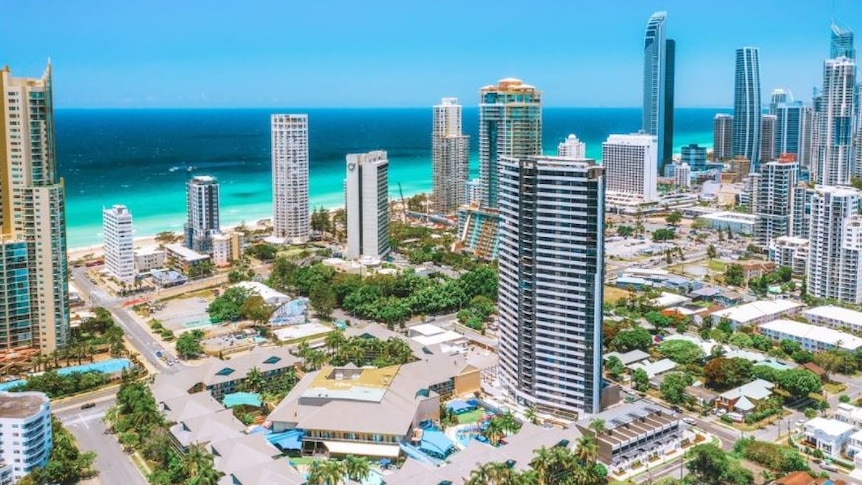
xmin=0 ymin=381 xmax=24 ymax=391
xmin=56 ymin=358 xmax=131 ymax=375
xmin=55 ymin=108 xmax=720 ymax=248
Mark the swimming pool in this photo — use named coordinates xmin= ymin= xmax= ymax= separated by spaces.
xmin=57 ymin=358 xmax=131 ymax=376
xmin=0 ymin=380 xmax=24 ymax=392
xmin=360 ymin=470 xmax=384 ymax=485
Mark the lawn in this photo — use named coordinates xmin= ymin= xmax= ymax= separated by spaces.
xmin=604 ymin=285 xmax=631 ymax=304
xmin=456 ymin=408 xmax=485 ymax=424
xmin=707 ymin=260 xmax=727 ymax=271
xmin=823 ymin=382 xmax=847 ymax=394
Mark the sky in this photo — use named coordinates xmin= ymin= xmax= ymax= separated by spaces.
xmin=2 ymin=0 xmax=861 ymax=108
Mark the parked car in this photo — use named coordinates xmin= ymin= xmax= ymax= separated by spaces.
xmin=683 ymin=418 xmax=697 ymax=425
xmin=80 ymin=402 xmax=96 ymax=410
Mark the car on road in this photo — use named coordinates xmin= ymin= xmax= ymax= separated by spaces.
xmin=683 ymin=418 xmax=697 ymax=425
xmin=80 ymin=402 xmax=96 ymax=410
xmin=820 ymin=463 xmax=838 ymax=472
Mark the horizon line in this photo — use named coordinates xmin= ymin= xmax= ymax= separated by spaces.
xmin=54 ymin=105 xmax=734 ymax=111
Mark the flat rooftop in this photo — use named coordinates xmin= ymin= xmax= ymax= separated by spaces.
xmin=0 ymin=392 xmax=47 ymax=419
xmin=301 ymin=365 xmax=400 ymax=402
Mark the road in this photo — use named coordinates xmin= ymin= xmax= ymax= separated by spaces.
xmin=54 ymin=396 xmax=146 ymax=485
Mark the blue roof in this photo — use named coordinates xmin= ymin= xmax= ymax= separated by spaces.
xmin=419 ymin=429 xmax=455 ymax=458
xmin=446 ymin=400 xmax=476 ymax=414
xmin=268 ymin=429 xmax=304 ymax=450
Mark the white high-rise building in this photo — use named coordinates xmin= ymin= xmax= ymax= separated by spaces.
xmin=0 ymin=392 xmax=52 ymax=483
xmin=675 ymin=162 xmax=691 ymax=189
xmin=346 ymin=151 xmax=390 ymax=260
xmin=807 ymin=186 xmax=862 ymax=304
xmin=271 ymin=114 xmax=309 ymax=244
xmin=558 ymin=134 xmax=586 ymax=159
xmin=184 ymin=175 xmax=220 ymax=253
xmin=432 ymin=98 xmax=469 ymax=214
xmin=754 ymin=156 xmax=799 ymax=247
xmin=498 ymin=155 xmax=605 ymax=417
xmin=102 ymin=205 xmax=135 ymax=283
xmin=813 ymin=58 xmax=856 ymax=185
xmin=0 ymin=64 xmax=70 ymax=353
xmin=602 ymin=134 xmax=658 ymax=202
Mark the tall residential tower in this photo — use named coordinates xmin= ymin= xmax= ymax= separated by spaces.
xmin=271 ymin=114 xmax=309 ymax=244
xmin=498 ymin=155 xmax=605 ymax=416
xmin=813 ymin=57 xmax=855 ymax=185
xmin=0 ymin=64 xmax=70 ymax=353
xmin=184 ymin=175 xmax=220 ymax=253
xmin=431 ymin=98 xmax=469 ymax=214
xmin=102 ymin=205 xmax=135 ymax=284
xmin=806 ymin=186 xmax=862 ymax=304
xmin=642 ymin=11 xmax=675 ymax=175
xmin=732 ymin=47 xmax=762 ymax=171
xmin=345 ymin=151 xmax=390 ymax=260
xmin=713 ymin=114 xmax=734 ymax=160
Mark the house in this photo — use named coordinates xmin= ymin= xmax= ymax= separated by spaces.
xmin=800 ymin=362 xmax=827 ymax=383
xmin=629 ymin=359 xmax=677 ymax=379
xmin=651 ymin=292 xmax=691 ymax=309
xmin=234 ymin=281 xmax=291 ymax=307
xmin=688 ymin=286 xmax=722 ymax=302
xmin=736 ymin=260 xmax=777 ymax=280
xmin=835 ymin=403 xmax=862 ymax=428
xmin=604 ymin=350 xmax=651 ymax=367
xmin=773 ymin=471 xmax=835 ymax=485
xmin=710 ymin=299 xmax=803 ymax=330
xmin=575 ymin=400 xmax=682 ymax=474
xmin=684 ymin=386 xmax=718 ymax=406
xmin=714 ymin=290 xmax=745 ymax=308
xmin=803 ymin=417 xmax=856 ymax=457
xmin=716 ymin=379 xmax=774 ymax=414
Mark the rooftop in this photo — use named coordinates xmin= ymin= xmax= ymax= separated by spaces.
xmin=164 ymin=243 xmax=210 ymax=262
xmin=0 ymin=392 xmax=48 ymax=419
xmin=711 ymin=299 xmax=802 ymax=323
xmin=805 ymin=417 xmax=856 ymax=437
xmin=302 ymin=365 xmax=399 ymax=402
xmin=720 ymin=379 xmax=774 ymax=401
xmin=803 ymin=306 xmax=862 ymax=326
xmin=234 ymin=281 xmax=290 ymax=306
xmin=629 ymin=359 xmax=677 ymax=378
xmin=604 ymin=350 xmax=651 ymax=366
xmin=759 ymin=319 xmax=862 ymax=351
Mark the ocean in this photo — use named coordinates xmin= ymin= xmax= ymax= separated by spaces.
xmin=56 ymin=108 xmax=724 ymax=249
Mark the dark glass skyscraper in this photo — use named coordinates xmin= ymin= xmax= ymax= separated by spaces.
xmin=732 ymin=47 xmax=762 ymax=171
xmin=831 ymin=22 xmax=856 ymax=59
xmin=642 ymin=12 xmax=675 ymax=176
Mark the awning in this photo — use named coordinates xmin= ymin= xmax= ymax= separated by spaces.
xmin=322 ymin=441 xmax=400 ymax=458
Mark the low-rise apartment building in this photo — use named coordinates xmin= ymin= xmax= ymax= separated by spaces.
xmin=803 ymin=306 xmax=862 ymax=334
xmin=710 ymin=299 xmax=803 ymax=329
xmin=164 ymin=243 xmax=210 ymax=274
xmin=759 ymin=319 xmax=862 ymax=353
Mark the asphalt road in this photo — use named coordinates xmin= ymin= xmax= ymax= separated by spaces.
xmin=55 ymin=397 xmax=146 ymax=485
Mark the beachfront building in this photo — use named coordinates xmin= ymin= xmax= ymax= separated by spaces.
xmin=210 ymin=231 xmax=243 ymax=267
xmin=713 ymin=114 xmax=733 ymax=161
xmin=431 ymin=98 xmax=469 ymax=214
xmin=813 ymin=57 xmax=855 ymax=185
xmin=803 ymin=306 xmax=862 ymax=334
xmin=558 ymin=134 xmax=586 ymax=159
xmin=102 ymin=205 xmax=135 ymax=283
xmin=271 ymin=114 xmax=309 ymax=244
xmin=732 ymin=47 xmax=762 ymax=171
xmin=710 ymin=299 xmax=802 ymax=330
xmin=164 ymin=244 xmax=210 ymax=275
xmin=806 ymin=186 xmax=862 ymax=304
xmin=497 ymin=155 xmax=605 ymax=417
xmin=345 ymin=151 xmax=390 ymax=260
xmin=184 ymin=175 xmax=220 ymax=253
xmin=759 ymin=319 xmax=862 ymax=353
xmin=681 ymin=144 xmax=706 ymax=171
xmin=577 ymin=400 xmax=682 ymax=473
xmin=134 ymin=247 xmax=166 ymax=272
xmin=458 ymin=78 xmax=542 ymax=259
xmin=642 ymin=11 xmax=675 ymax=175
xmin=602 ymin=134 xmax=658 ymax=203
xmin=0 ymin=392 xmax=52 ymax=483
xmin=0 ymin=63 xmax=71 ymax=354
xmin=753 ymin=155 xmax=800 ymax=247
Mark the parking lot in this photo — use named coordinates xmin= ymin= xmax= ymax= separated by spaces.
xmin=152 ymin=292 xmax=214 ymax=332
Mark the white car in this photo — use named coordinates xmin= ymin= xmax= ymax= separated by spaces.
xmin=683 ymin=418 xmax=697 ymax=425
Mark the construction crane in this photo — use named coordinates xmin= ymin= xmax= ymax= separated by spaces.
xmin=397 ymin=182 xmax=407 ymax=221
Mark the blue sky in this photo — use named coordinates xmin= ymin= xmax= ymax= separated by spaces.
xmin=2 ymin=0 xmax=860 ymax=108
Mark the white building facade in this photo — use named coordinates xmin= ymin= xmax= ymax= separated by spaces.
xmin=754 ymin=157 xmax=799 ymax=247
xmin=806 ymin=186 xmax=862 ymax=304
xmin=497 ymin=155 xmax=605 ymax=416
xmin=102 ymin=205 xmax=135 ymax=283
xmin=0 ymin=392 xmax=52 ymax=483
xmin=271 ymin=114 xmax=309 ymax=244
xmin=759 ymin=319 xmax=862 ymax=353
xmin=813 ymin=58 xmax=855 ymax=185
xmin=768 ymin=236 xmax=809 ymax=276
xmin=675 ymin=162 xmax=691 ymax=189
xmin=432 ymin=98 xmax=469 ymax=214
xmin=184 ymin=175 xmax=220 ymax=253
xmin=602 ymin=134 xmax=658 ymax=202
xmin=346 ymin=151 xmax=390 ymax=260
xmin=557 ymin=134 xmax=586 ymax=159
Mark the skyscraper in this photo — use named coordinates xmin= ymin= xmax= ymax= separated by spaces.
xmin=271 ymin=114 xmax=309 ymax=244
xmin=431 ymin=98 xmax=469 ymax=214
xmin=497 ymin=155 xmax=604 ymax=416
xmin=642 ymin=12 xmax=675 ymax=175
xmin=558 ymin=134 xmax=586 ymax=159
xmin=769 ymin=88 xmax=791 ymax=114
xmin=478 ymin=78 xmax=542 ymax=208
xmin=713 ymin=114 xmax=734 ymax=161
xmin=0 ymin=63 xmax=70 ymax=353
xmin=732 ymin=47 xmax=762 ymax=171
xmin=602 ymin=134 xmax=658 ymax=202
xmin=754 ymin=155 xmax=799 ymax=247
xmin=806 ymin=186 xmax=862 ymax=304
xmin=775 ymin=101 xmax=807 ymax=163
xmin=345 ymin=151 xmax=390 ymax=260
xmin=813 ymin=57 xmax=855 ymax=185
xmin=184 ymin=176 xmax=220 ymax=253
xmin=103 ymin=205 xmax=135 ymax=284
xmin=681 ymin=144 xmax=707 ymax=171
xmin=831 ymin=22 xmax=856 ymax=59
xmin=760 ymin=114 xmax=777 ymax=163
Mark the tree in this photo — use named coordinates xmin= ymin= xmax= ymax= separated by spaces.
xmin=208 ymin=286 xmax=251 ymax=323
xmin=21 ymin=417 xmax=97 ymax=485
xmin=658 ymin=339 xmax=705 ymax=365
xmin=343 ymin=455 xmax=371 ymax=482
xmin=704 ymin=357 xmax=753 ymax=391
xmin=686 ymin=443 xmax=730 ymax=485
xmin=588 ymin=418 xmax=606 ymax=436
xmin=652 ymin=228 xmax=676 ymax=241
xmin=707 ymin=244 xmax=717 ymax=259
xmin=575 ymin=435 xmax=599 ymax=464
xmin=776 ymin=368 xmax=822 ymax=398
xmin=724 ymin=264 xmax=744 ymax=286
xmin=240 ymin=295 xmax=274 ymax=325
xmin=155 ymin=231 xmax=181 ymax=246
xmin=660 ymin=372 xmax=693 ymax=404
xmin=605 ymin=356 xmax=625 ymax=380
xmin=632 ymin=368 xmax=650 ymax=392
xmin=609 ymin=327 xmax=653 ymax=352
xmin=666 ymin=210 xmax=683 ymax=227
xmin=617 ymin=225 xmax=635 ymax=238
xmin=309 ymin=283 xmax=337 ymax=319
xmin=175 ymin=330 xmax=204 ymax=359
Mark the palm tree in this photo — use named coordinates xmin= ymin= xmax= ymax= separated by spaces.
xmin=524 ymin=406 xmax=539 ymax=425
xmin=466 ymin=462 xmax=514 ymax=485
xmin=588 ymin=418 xmax=606 ymax=437
xmin=320 ymin=460 xmax=346 ymax=485
xmin=307 ymin=461 xmax=327 ymax=485
xmin=496 ymin=412 xmax=522 ymax=436
xmin=182 ymin=443 xmax=214 ymax=478
xmin=343 ymin=455 xmax=371 ymax=482
xmin=574 ymin=435 xmax=599 ymax=465
xmin=482 ymin=418 xmax=506 ymax=446
xmin=324 ymin=329 xmax=345 ymax=355
xmin=529 ymin=446 xmax=554 ymax=484
xmin=244 ymin=366 xmax=265 ymax=394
